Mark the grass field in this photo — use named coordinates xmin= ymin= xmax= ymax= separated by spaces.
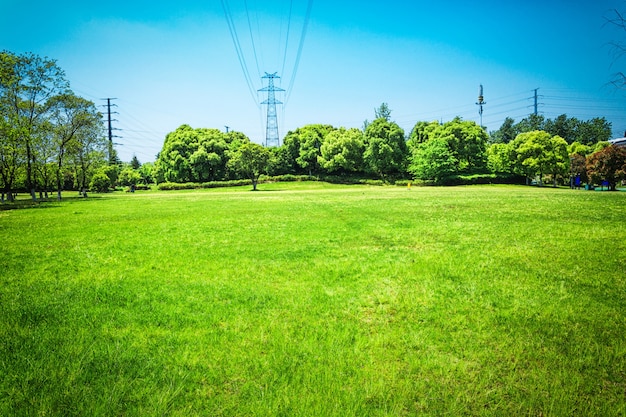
xmin=1 ymin=183 xmax=625 ymax=416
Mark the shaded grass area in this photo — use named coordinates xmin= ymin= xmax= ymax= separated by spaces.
xmin=1 ymin=184 xmax=625 ymax=416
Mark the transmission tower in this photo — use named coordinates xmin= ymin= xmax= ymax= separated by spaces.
xmin=476 ymin=84 xmax=486 ymax=128
xmin=259 ymin=72 xmax=284 ymax=147
xmin=101 ymin=98 xmax=121 ymax=164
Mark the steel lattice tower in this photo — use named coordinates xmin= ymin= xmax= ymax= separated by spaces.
xmin=259 ymin=72 xmax=284 ymax=147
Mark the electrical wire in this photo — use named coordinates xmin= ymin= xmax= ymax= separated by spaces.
xmin=284 ymin=0 xmax=313 ymax=106
xmin=222 ymin=0 xmax=259 ymax=106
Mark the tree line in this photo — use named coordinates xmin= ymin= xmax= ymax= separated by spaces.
xmin=153 ymin=105 xmax=625 ymax=190
xmin=3 ymin=50 xmax=625 ymax=199
xmin=0 ymin=51 xmax=109 ymax=201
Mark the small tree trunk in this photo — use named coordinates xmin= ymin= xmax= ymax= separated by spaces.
xmin=252 ymin=178 xmax=258 ymax=191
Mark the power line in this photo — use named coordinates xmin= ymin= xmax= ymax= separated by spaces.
xmin=285 ymin=0 xmax=313 ymax=106
xmin=222 ymin=0 xmax=259 ymax=105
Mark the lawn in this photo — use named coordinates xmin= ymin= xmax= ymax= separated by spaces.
xmin=1 ymin=183 xmax=625 ymax=416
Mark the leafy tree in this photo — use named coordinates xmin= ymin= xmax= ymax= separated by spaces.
xmin=228 ymin=142 xmax=270 ymax=190
xmin=363 ymin=118 xmax=406 ymax=178
xmin=408 ymin=121 xmax=440 ymax=146
xmin=0 ymin=51 xmax=69 ymax=200
xmin=138 ymin=162 xmax=154 ymax=184
xmin=48 ymin=93 xmax=102 ymax=199
xmin=118 ymin=167 xmax=142 ymax=187
xmin=586 ymin=145 xmax=626 ymax=190
xmin=157 ymin=125 xmax=234 ymax=182
xmin=293 ymin=124 xmax=334 ymax=176
xmin=408 ymin=136 xmax=457 ymax=182
xmin=489 ymin=117 xmax=517 ymax=144
xmin=318 ymin=128 xmax=364 ymax=174
xmin=89 ymin=171 xmax=111 ymax=192
xmin=374 ymin=102 xmax=392 ymax=121
xmin=516 ymin=114 xmax=546 ymax=134
xmin=130 ymin=155 xmax=141 ymax=170
xmin=438 ymin=117 xmax=488 ymax=171
xmin=513 ymin=130 xmax=569 ymax=186
xmin=487 ymin=142 xmax=514 ymax=174
xmin=574 ymin=117 xmax=612 ymax=145
xmin=568 ymin=141 xmax=592 ymax=157
xmin=569 ymin=153 xmax=588 ymax=185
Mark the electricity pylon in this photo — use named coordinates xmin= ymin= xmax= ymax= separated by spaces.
xmin=259 ymin=72 xmax=284 ymax=147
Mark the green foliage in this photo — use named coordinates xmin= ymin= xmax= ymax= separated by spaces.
xmin=118 ymin=167 xmax=142 ymax=187
xmin=408 ymin=136 xmax=458 ymax=182
xmin=513 ymin=130 xmax=569 ymax=186
xmin=89 ymin=171 xmax=111 ymax=192
xmin=363 ymin=118 xmax=406 ymax=178
xmin=318 ymin=127 xmax=364 ymax=173
xmin=491 ymin=114 xmax=612 ymax=146
xmin=0 ymin=51 xmax=106 ymax=199
xmin=156 ymin=125 xmax=243 ymax=183
xmin=227 ymin=142 xmax=270 ymax=190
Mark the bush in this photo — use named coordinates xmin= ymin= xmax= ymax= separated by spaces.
xmin=439 ymin=173 xmax=526 ymax=186
xmin=90 ymin=172 xmax=112 ymax=193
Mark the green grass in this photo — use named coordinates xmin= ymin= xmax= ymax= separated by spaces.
xmin=1 ymin=183 xmax=625 ymax=416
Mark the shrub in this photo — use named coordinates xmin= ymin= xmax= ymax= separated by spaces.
xmin=90 ymin=172 xmax=112 ymax=193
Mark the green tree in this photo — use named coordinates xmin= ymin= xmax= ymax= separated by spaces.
xmin=130 ymin=155 xmax=141 ymax=170
xmin=586 ymin=145 xmax=626 ymax=190
xmin=318 ymin=128 xmax=364 ymax=174
xmin=363 ymin=118 xmax=406 ymax=178
xmin=487 ymin=142 xmax=514 ymax=174
xmin=157 ymin=125 xmax=234 ymax=183
xmin=489 ymin=117 xmax=517 ymax=144
xmin=374 ymin=102 xmax=392 ymax=121
xmin=48 ymin=93 xmax=102 ymax=199
xmin=513 ymin=130 xmax=569 ymax=186
xmin=438 ymin=117 xmax=488 ymax=171
xmin=408 ymin=136 xmax=457 ymax=182
xmin=118 ymin=167 xmax=142 ymax=187
xmin=89 ymin=171 xmax=111 ymax=193
xmin=0 ymin=51 xmax=69 ymax=200
xmin=293 ymin=124 xmax=334 ymax=176
xmin=228 ymin=142 xmax=270 ymax=191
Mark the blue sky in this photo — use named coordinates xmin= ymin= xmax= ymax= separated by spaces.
xmin=2 ymin=0 xmax=625 ymax=162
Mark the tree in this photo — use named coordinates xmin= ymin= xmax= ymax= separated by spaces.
xmin=89 ymin=171 xmax=111 ymax=192
xmin=294 ymin=124 xmax=334 ymax=176
xmin=374 ymin=102 xmax=392 ymax=121
xmin=156 ymin=125 xmax=234 ymax=183
xmin=130 ymin=155 xmax=141 ymax=170
xmin=48 ymin=93 xmax=102 ymax=199
xmin=438 ymin=117 xmax=488 ymax=171
xmin=513 ymin=130 xmax=569 ymax=186
xmin=408 ymin=136 xmax=457 ymax=182
xmin=318 ymin=128 xmax=364 ymax=174
xmin=487 ymin=142 xmax=514 ymax=174
xmin=489 ymin=117 xmax=517 ymax=144
xmin=363 ymin=118 xmax=406 ymax=178
xmin=0 ymin=51 xmax=69 ymax=200
xmin=118 ymin=167 xmax=142 ymax=187
xmin=586 ymin=145 xmax=626 ymax=190
xmin=228 ymin=142 xmax=270 ymax=191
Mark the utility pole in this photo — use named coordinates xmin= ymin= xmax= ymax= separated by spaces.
xmin=476 ymin=84 xmax=486 ymax=128
xmin=533 ymin=88 xmax=539 ymax=116
xmin=101 ymin=98 xmax=120 ymax=164
xmin=259 ymin=72 xmax=284 ymax=147
xmin=225 ymin=125 xmax=230 ymax=133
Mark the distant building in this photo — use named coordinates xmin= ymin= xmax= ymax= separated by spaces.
xmin=609 ymin=131 xmax=626 ymax=147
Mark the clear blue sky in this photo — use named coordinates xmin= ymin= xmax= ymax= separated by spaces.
xmin=2 ymin=0 xmax=625 ymax=162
